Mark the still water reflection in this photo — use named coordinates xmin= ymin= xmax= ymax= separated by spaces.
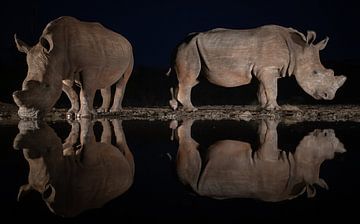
xmin=176 ymin=119 xmax=345 ymax=201
xmin=1 ymin=118 xmax=357 ymax=221
xmin=13 ymin=119 xmax=134 ymax=217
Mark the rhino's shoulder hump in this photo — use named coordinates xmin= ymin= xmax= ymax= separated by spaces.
xmin=42 ymin=16 xmax=79 ymax=34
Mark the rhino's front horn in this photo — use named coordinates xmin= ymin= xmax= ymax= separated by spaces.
xmin=14 ymin=34 xmax=31 ymax=54
xmin=336 ymin=75 xmax=347 ymax=88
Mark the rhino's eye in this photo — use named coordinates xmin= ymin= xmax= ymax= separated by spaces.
xmin=313 ymin=70 xmax=318 ymax=75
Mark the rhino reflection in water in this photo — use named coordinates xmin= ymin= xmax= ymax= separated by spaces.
xmin=13 ymin=119 xmax=134 ymax=217
xmin=176 ymin=120 xmax=345 ymax=201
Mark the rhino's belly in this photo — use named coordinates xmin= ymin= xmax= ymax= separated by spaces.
xmin=204 ymin=69 xmax=252 ymax=87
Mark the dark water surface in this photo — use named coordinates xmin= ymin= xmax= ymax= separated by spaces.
xmin=0 ymin=119 xmax=359 ymax=223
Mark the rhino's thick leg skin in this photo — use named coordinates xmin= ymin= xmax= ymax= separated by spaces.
xmin=257 ymin=83 xmax=268 ymax=108
xmin=112 ymin=119 xmax=134 ymax=173
xmin=256 ymin=119 xmax=282 ymax=161
xmin=100 ymin=119 xmax=111 ymax=144
xmin=177 ymin=81 xmax=199 ymax=112
xmin=97 ymin=87 xmax=111 ymax=113
xmin=110 ymin=58 xmax=133 ymax=112
xmin=176 ymin=119 xmax=201 ymax=188
xmin=62 ymin=82 xmax=79 ymax=117
xmin=257 ymin=69 xmax=280 ymax=110
xmin=77 ymin=87 xmax=96 ymax=119
xmin=175 ymin=41 xmax=201 ymax=112
xmin=63 ymin=121 xmax=80 ymax=156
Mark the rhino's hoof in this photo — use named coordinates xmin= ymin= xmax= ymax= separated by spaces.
xmin=183 ymin=107 xmax=198 ymax=112
xmin=75 ymin=113 xmax=93 ymax=120
xmin=264 ymin=104 xmax=281 ymax=111
xmin=96 ymin=108 xmax=108 ymax=113
xmin=169 ymin=99 xmax=178 ymax=111
xmin=109 ymin=107 xmax=122 ymax=113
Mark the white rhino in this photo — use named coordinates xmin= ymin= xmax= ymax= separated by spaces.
xmin=13 ymin=119 xmax=134 ymax=217
xmin=13 ymin=16 xmax=133 ymax=118
xmin=169 ymin=25 xmax=346 ymax=111
xmin=176 ymin=119 xmax=345 ymax=201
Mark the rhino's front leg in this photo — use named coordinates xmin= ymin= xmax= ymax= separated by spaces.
xmin=62 ymin=82 xmax=79 ymax=117
xmin=256 ymin=119 xmax=282 ymax=161
xmin=257 ymin=69 xmax=280 ymax=110
xmin=257 ymin=83 xmax=267 ymax=108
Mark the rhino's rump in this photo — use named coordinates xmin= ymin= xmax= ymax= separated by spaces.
xmin=195 ymin=27 xmax=290 ymax=86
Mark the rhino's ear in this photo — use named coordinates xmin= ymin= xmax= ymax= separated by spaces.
xmin=40 ymin=35 xmax=54 ymax=54
xmin=17 ymin=184 xmax=33 ymax=201
xmin=42 ymin=184 xmax=56 ymax=202
xmin=14 ymin=34 xmax=30 ymax=54
xmin=316 ymin=37 xmax=329 ymax=51
xmin=306 ymin=31 xmax=316 ymax=44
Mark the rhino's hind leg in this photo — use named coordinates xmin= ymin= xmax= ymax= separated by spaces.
xmin=62 ymin=82 xmax=79 ymax=118
xmin=110 ymin=58 xmax=133 ymax=112
xmin=257 ymin=83 xmax=268 ymax=109
xmin=177 ymin=81 xmax=199 ymax=112
xmin=97 ymin=87 xmax=111 ymax=113
xmin=100 ymin=119 xmax=111 ymax=143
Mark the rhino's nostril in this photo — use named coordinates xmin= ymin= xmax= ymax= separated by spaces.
xmin=324 ymin=92 xmax=328 ymax=98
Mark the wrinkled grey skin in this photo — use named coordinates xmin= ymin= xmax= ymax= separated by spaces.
xmin=13 ymin=16 xmax=133 ymax=119
xmin=13 ymin=119 xmax=134 ymax=217
xmin=175 ymin=119 xmax=345 ymax=201
xmin=170 ymin=25 xmax=346 ymax=111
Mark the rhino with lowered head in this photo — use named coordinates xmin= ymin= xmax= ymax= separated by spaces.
xmin=169 ymin=25 xmax=346 ymax=111
xmin=13 ymin=119 xmax=134 ymax=217
xmin=13 ymin=16 xmax=133 ymax=118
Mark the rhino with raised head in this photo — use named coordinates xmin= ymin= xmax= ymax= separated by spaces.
xmin=13 ymin=119 xmax=134 ymax=217
xmin=13 ymin=16 xmax=133 ymax=119
xmin=175 ymin=119 xmax=345 ymax=201
xmin=169 ymin=25 xmax=346 ymax=111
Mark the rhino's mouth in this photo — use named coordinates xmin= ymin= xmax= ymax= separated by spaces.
xmin=18 ymin=106 xmax=44 ymax=119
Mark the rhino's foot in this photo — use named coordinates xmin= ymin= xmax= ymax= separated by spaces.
xmin=109 ymin=106 xmax=122 ymax=113
xmin=264 ymin=104 xmax=281 ymax=111
xmin=66 ymin=108 xmax=79 ymax=120
xmin=76 ymin=110 xmax=96 ymax=119
xmin=169 ymin=99 xmax=178 ymax=111
xmin=96 ymin=107 xmax=109 ymax=113
xmin=182 ymin=106 xmax=198 ymax=112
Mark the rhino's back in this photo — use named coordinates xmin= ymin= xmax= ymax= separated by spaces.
xmin=43 ymin=16 xmax=132 ymax=71
xmin=191 ymin=25 xmax=291 ymax=86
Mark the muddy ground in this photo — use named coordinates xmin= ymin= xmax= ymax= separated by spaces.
xmin=1 ymin=102 xmax=360 ymax=123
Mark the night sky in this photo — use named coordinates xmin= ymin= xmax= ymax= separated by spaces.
xmin=1 ymin=0 xmax=359 ymax=105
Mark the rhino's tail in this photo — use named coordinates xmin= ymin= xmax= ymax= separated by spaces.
xmin=165 ymin=68 xmax=172 ymax=76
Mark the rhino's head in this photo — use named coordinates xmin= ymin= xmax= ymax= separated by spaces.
xmin=13 ymin=120 xmax=63 ymax=211
xmin=291 ymin=31 xmax=346 ymax=100
xmin=290 ymin=129 xmax=346 ymax=198
xmin=13 ymin=34 xmax=63 ymax=119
